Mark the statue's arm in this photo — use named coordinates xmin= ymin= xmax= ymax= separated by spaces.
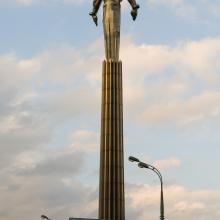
xmin=127 ymin=0 xmax=140 ymax=20
xmin=89 ymin=0 xmax=102 ymax=26
xmin=90 ymin=0 xmax=102 ymax=15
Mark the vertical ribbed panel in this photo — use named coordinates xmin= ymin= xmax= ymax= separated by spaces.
xmin=99 ymin=60 xmax=124 ymax=220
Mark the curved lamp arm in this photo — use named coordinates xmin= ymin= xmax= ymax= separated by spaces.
xmin=138 ymin=162 xmax=163 ymax=183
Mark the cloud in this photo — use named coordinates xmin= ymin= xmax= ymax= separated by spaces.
xmin=1 ymin=152 xmax=220 ymax=220
xmin=146 ymin=0 xmax=220 ymax=18
xmin=140 ymin=90 xmax=220 ymax=127
xmin=0 ymin=40 xmax=102 ymax=174
xmin=1 ymin=0 xmax=87 ymax=7
xmin=153 ymin=157 xmax=181 ymax=170
xmin=148 ymin=0 xmax=185 ymax=7
xmin=70 ymin=129 xmax=99 ymax=152
xmin=121 ymin=37 xmax=220 ymax=128
xmin=16 ymin=151 xmax=85 ymax=176
xmin=0 ymin=36 xmax=219 ymax=156
xmin=0 ymin=44 xmax=101 ymax=125
xmin=0 ymin=175 xmax=98 ymax=220
xmin=0 ymin=134 xmax=96 ymax=220
xmin=0 ymin=38 xmax=219 ymax=162
xmin=0 ymin=36 xmax=220 ymax=220
xmin=0 ymin=112 xmax=51 ymax=169
xmin=0 ymin=45 xmax=101 ymax=219
xmin=126 ymin=183 xmax=220 ymax=220
xmin=16 ymin=0 xmax=33 ymax=6
xmin=146 ymin=0 xmax=195 ymax=17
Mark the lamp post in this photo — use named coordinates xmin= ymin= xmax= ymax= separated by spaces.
xmin=128 ymin=156 xmax=165 ymax=220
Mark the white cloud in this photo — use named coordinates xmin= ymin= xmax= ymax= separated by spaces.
xmin=0 ymin=47 xmax=101 ymax=217
xmin=0 ymin=37 xmax=219 ymax=165
xmin=147 ymin=0 xmax=195 ymax=17
xmin=126 ymin=183 xmax=220 ymax=220
xmin=0 ymin=131 xmax=96 ymax=220
xmin=1 ymin=0 xmax=87 ymax=7
xmin=121 ymin=37 xmax=220 ymax=128
xmin=147 ymin=0 xmax=220 ymax=18
xmin=153 ymin=157 xmax=181 ymax=170
xmin=70 ymin=129 xmax=99 ymax=152
xmin=0 ymin=36 xmax=220 ymax=219
xmin=0 ymin=38 xmax=220 ymax=157
xmin=16 ymin=0 xmax=33 ymax=6
xmin=140 ymin=90 xmax=220 ymax=127
xmin=148 ymin=0 xmax=185 ymax=7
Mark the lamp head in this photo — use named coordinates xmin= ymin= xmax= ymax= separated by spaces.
xmin=128 ymin=156 xmax=140 ymax=163
xmin=138 ymin=162 xmax=150 ymax=169
xmin=41 ymin=215 xmax=50 ymax=220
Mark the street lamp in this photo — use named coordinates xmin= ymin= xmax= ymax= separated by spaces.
xmin=128 ymin=156 xmax=165 ymax=220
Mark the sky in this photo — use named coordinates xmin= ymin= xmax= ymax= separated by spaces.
xmin=0 ymin=0 xmax=220 ymax=219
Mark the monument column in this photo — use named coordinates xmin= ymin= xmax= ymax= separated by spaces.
xmin=89 ymin=1 xmax=140 ymax=220
xmin=99 ymin=60 xmax=124 ymax=220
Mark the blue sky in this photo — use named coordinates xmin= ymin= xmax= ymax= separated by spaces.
xmin=0 ymin=0 xmax=220 ymax=220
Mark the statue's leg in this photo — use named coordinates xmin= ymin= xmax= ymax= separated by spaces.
xmin=103 ymin=4 xmax=110 ymax=60
xmin=103 ymin=2 xmax=121 ymax=60
xmin=112 ymin=3 xmax=120 ymax=60
xmin=109 ymin=3 xmax=120 ymax=60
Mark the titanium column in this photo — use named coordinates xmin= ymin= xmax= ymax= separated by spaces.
xmin=89 ymin=1 xmax=140 ymax=219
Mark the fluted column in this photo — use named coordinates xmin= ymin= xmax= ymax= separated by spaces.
xmin=99 ymin=60 xmax=125 ymax=220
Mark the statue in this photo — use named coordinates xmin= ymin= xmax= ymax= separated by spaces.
xmin=90 ymin=0 xmax=140 ymax=60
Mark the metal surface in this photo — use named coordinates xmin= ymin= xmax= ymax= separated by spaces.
xmin=99 ymin=60 xmax=124 ymax=220
xmin=103 ymin=1 xmax=121 ymax=60
xmin=90 ymin=0 xmax=140 ymax=60
xmin=88 ymin=1 xmax=139 ymax=220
